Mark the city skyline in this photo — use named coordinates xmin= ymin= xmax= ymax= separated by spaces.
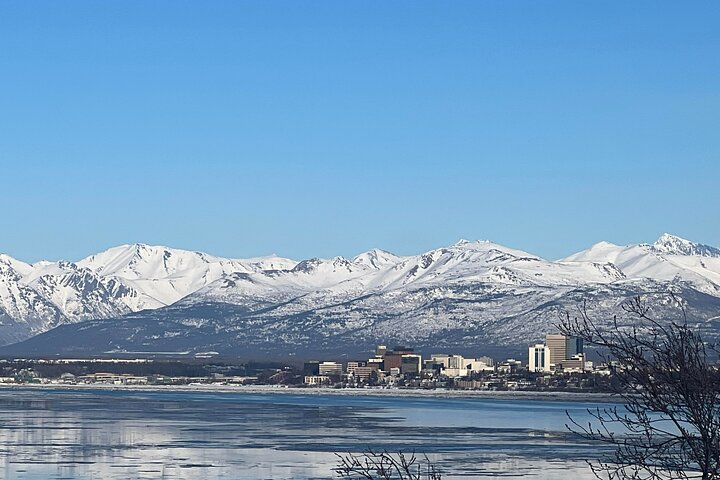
xmin=1 ymin=2 xmax=717 ymax=479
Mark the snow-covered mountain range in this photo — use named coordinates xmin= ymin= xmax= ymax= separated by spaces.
xmin=0 ymin=244 xmax=296 ymax=344
xmin=2 ymin=234 xmax=720 ymax=356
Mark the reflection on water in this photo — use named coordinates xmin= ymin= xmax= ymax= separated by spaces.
xmin=0 ymin=388 xmax=611 ymax=479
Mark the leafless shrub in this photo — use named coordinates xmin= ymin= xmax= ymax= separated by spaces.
xmin=559 ymin=295 xmax=720 ymax=480
xmin=334 ymin=449 xmax=441 ymax=480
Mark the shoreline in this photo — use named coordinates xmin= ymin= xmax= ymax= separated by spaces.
xmin=0 ymin=383 xmax=617 ymax=403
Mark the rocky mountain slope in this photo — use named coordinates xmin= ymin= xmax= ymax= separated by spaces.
xmin=0 ymin=244 xmax=296 ymax=345
xmin=1 ymin=234 xmax=719 ymax=357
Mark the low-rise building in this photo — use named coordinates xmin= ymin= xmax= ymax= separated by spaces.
xmin=557 ymin=354 xmax=586 ymax=373
xmin=346 ymin=361 xmax=366 ymax=374
xmin=304 ymin=375 xmax=331 ymax=386
xmin=381 ymin=346 xmax=416 ymax=372
xmin=347 ymin=361 xmax=375 ymax=381
xmin=400 ymin=354 xmax=422 ymax=375
xmin=367 ymin=358 xmax=384 ymax=370
xmin=303 ymin=361 xmax=320 ymax=376
xmin=467 ymin=359 xmax=495 ymax=372
xmin=430 ymin=354 xmax=495 ymax=377
xmin=318 ymin=361 xmax=342 ymax=377
xmin=350 ymin=366 xmax=374 ymax=380
xmin=498 ymin=359 xmax=523 ymax=374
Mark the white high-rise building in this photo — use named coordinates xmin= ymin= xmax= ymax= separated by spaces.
xmin=528 ymin=344 xmax=551 ymax=372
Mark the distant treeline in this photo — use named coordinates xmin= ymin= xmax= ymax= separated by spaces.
xmin=1 ymin=360 xmax=293 ymax=379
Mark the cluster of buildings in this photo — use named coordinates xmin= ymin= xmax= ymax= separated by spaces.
xmin=303 ymin=345 xmax=497 ymax=386
xmin=302 ymin=333 xmax=604 ymax=388
xmin=0 ymin=334 xmax=610 ymax=392
xmin=0 ymin=370 xmax=251 ymax=386
xmin=529 ymin=334 xmax=588 ymax=373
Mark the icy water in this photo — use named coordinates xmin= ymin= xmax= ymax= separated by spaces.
xmin=0 ymin=388 xmax=612 ymax=479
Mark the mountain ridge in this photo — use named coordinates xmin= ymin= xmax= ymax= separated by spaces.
xmin=1 ymin=234 xmax=719 ymax=354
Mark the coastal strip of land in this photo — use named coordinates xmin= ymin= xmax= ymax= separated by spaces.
xmin=0 ymin=382 xmax=617 ymax=403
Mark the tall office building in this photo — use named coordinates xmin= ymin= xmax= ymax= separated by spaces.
xmin=566 ymin=336 xmax=584 ymax=357
xmin=545 ymin=334 xmax=568 ymax=366
xmin=546 ymin=334 xmax=583 ymax=366
xmin=529 ymin=344 xmax=551 ymax=372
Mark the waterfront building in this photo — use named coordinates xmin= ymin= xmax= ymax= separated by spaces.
xmin=400 ymin=354 xmax=422 ymax=375
xmin=430 ymin=354 xmax=495 ymax=377
xmin=447 ymin=355 xmax=464 ymax=370
xmin=346 ymin=361 xmax=366 ymax=374
xmin=467 ymin=358 xmax=495 ymax=372
xmin=557 ymin=354 xmax=586 ymax=373
xmin=545 ymin=334 xmax=568 ymax=367
xmin=304 ymin=375 xmax=331 ymax=386
xmin=367 ymin=357 xmax=384 ymax=370
xmin=349 ymin=366 xmax=374 ymax=380
xmin=441 ymin=355 xmax=469 ymax=377
xmin=477 ymin=356 xmax=494 ymax=367
xmin=391 ymin=346 xmax=415 ymax=355
xmin=318 ymin=361 xmax=343 ymax=376
xmin=382 ymin=353 xmax=404 ymax=371
xmin=423 ymin=359 xmax=444 ymax=375
xmin=347 ymin=361 xmax=376 ymax=380
xmin=545 ymin=334 xmax=584 ymax=368
xmin=497 ymin=359 xmax=523 ymax=374
xmin=528 ymin=344 xmax=551 ymax=372
xmin=566 ymin=336 xmax=584 ymax=357
xmin=430 ymin=354 xmax=450 ymax=367
xmin=375 ymin=345 xmax=417 ymax=373
xmin=303 ymin=361 xmax=320 ymax=376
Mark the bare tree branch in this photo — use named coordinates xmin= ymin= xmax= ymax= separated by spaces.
xmin=334 ymin=450 xmax=442 ymax=480
xmin=558 ymin=295 xmax=720 ymax=480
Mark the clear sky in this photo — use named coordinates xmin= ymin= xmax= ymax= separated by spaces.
xmin=1 ymin=1 xmax=718 ymax=263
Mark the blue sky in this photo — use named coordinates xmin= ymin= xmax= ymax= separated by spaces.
xmin=1 ymin=1 xmax=718 ymax=262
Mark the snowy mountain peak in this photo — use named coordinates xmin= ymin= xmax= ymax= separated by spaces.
xmin=82 ymin=243 xmax=247 ymax=280
xmin=594 ymin=240 xmax=620 ymax=249
xmin=0 ymin=254 xmax=33 ymax=277
xmin=352 ymin=249 xmax=403 ymax=270
xmin=563 ymin=241 xmax=622 ymax=261
xmin=292 ymin=256 xmax=362 ymax=275
xmin=453 ymin=239 xmax=496 ymax=248
xmin=652 ymin=234 xmax=720 ymax=258
xmin=0 ymin=261 xmax=23 ymax=283
xmin=562 ymin=234 xmax=720 ymax=296
xmin=448 ymin=239 xmax=541 ymax=261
